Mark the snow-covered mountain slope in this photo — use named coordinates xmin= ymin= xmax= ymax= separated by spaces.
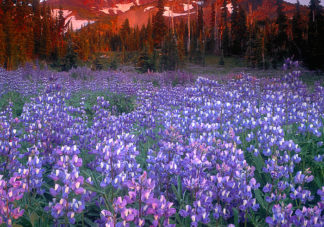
xmin=47 ymin=0 xmax=308 ymax=30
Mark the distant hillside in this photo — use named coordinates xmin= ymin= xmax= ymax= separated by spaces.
xmin=46 ymin=0 xmax=309 ymax=29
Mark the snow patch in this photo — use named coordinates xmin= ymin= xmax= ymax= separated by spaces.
xmin=66 ymin=16 xmax=94 ymax=30
xmin=144 ymin=6 xmax=154 ymax=12
xmin=227 ymin=3 xmax=233 ymax=14
xmin=100 ymin=3 xmax=135 ymax=14
xmin=52 ymin=9 xmax=72 ymax=18
xmin=100 ymin=8 xmax=110 ymax=14
xmin=52 ymin=9 xmax=94 ymax=31
xmin=163 ymin=6 xmax=194 ymax=17
xmin=183 ymin=3 xmax=194 ymax=12
xmin=220 ymin=3 xmax=233 ymax=14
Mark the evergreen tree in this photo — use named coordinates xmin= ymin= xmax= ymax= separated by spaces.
xmin=120 ymin=19 xmax=131 ymax=62
xmin=60 ymin=40 xmax=78 ymax=71
xmin=274 ymin=0 xmax=288 ymax=62
xmin=231 ymin=1 xmax=247 ymax=55
xmin=0 ymin=23 xmax=5 ymax=67
xmin=120 ymin=19 xmax=131 ymax=50
xmin=306 ymin=0 xmax=324 ymax=69
xmin=32 ymin=0 xmax=41 ymax=57
xmin=246 ymin=22 xmax=263 ymax=68
xmin=292 ymin=0 xmax=304 ymax=59
xmin=197 ymin=2 xmax=204 ymax=36
xmin=137 ymin=44 xmax=156 ymax=73
xmin=145 ymin=17 xmax=154 ymax=51
xmin=152 ymin=0 xmax=167 ymax=48
xmin=0 ymin=5 xmax=5 ymax=66
xmin=220 ymin=0 xmax=230 ymax=56
xmin=194 ymin=3 xmax=205 ymax=65
xmin=57 ymin=6 xmax=66 ymax=58
xmin=160 ymin=34 xmax=179 ymax=71
xmin=3 ymin=0 xmax=17 ymax=70
xmin=40 ymin=4 xmax=52 ymax=59
xmin=186 ymin=0 xmax=192 ymax=53
xmin=207 ymin=2 xmax=216 ymax=54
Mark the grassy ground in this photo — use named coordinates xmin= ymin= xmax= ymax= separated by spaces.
xmin=181 ymin=55 xmax=324 ymax=84
xmin=1 ymin=56 xmax=323 ymax=117
xmin=182 ymin=55 xmax=283 ymax=77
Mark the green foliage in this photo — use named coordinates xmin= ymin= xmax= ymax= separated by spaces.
xmin=109 ymin=93 xmax=136 ymax=115
xmin=305 ymin=0 xmax=324 ymax=70
xmin=219 ymin=56 xmax=225 ymax=65
xmin=152 ymin=0 xmax=167 ymax=48
xmin=94 ymin=56 xmax=105 ymax=70
xmin=109 ymin=57 xmax=118 ymax=70
xmin=137 ymin=46 xmax=156 ymax=73
xmin=60 ymin=41 xmax=78 ymax=72
xmin=70 ymin=72 xmax=79 ymax=79
xmin=159 ymin=34 xmax=179 ymax=71
xmin=67 ymin=90 xmax=136 ymax=121
xmin=0 ymin=91 xmax=25 ymax=117
xmin=152 ymin=79 xmax=160 ymax=88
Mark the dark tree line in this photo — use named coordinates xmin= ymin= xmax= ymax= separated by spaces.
xmin=1 ymin=0 xmax=324 ymax=71
xmin=0 ymin=0 xmax=71 ymax=70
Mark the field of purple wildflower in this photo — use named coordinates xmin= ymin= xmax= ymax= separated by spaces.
xmin=0 ymin=59 xmax=323 ymax=226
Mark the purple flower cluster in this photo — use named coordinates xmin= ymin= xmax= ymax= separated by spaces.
xmin=91 ymin=134 xmax=141 ymax=188
xmin=179 ymin=140 xmax=259 ymax=226
xmin=0 ymin=176 xmax=25 ymax=226
xmin=0 ymin=104 xmax=21 ymax=175
xmin=99 ymin=171 xmax=176 ymax=227
xmin=266 ymin=199 xmax=324 ymax=227
xmin=46 ymin=145 xmax=86 ymax=224
xmin=147 ymin=126 xmax=184 ymax=195
xmin=16 ymin=146 xmax=44 ymax=194
xmin=21 ymin=89 xmax=84 ymax=163
xmin=0 ymin=59 xmax=323 ymax=226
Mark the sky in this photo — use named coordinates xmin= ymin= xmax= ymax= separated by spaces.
xmin=285 ymin=0 xmax=323 ymax=5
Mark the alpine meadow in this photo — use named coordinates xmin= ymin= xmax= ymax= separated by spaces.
xmin=0 ymin=0 xmax=324 ymax=226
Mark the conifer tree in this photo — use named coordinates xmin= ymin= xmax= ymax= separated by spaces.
xmin=231 ymin=1 xmax=247 ymax=55
xmin=207 ymin=2 xmax=216 ymax=54
xmin=57 ymin=6 xmax=66 ymax=57
xmin=220 ymin=0 xmax=230 ymax=56
xmin=0 ymin=23 xmax=5 ymax=67
xmin=137 ymin=44 xmax=156 ymax=73
xmin=40 ymin=4 xmax=52 ymax=59
xmin=32 ymin=0 xmax=41 ymax=57
xmin=3 ymin=0 xmax=17 ymax=69
xmin=160 ymin=33 xmax=179 ymax=71
xmin=0 ymin=5 xmax=5 ymax=66
xmin=145 ymin=17 xmax=154 ymax=51
xmin=292 ymin=0 xmax=304 ymax=59
xmin=246 ymin=22 xmax=263 ymax=68
xmin=194 ymin=3 xmax=205 ymax=65
xmin=187 ymin=0 xmax=192 ymax=53
xmin=120 ymin=19 xmax=131 ymax=50
xmin=153 ymin=0 xmax=167 ymax=48
xmin=274 ymin=0 xmax=288 ymax=62
xmin=307 ymin=0 xmax=324 ymax=69
xmin=120 ymin=19 xmax=131 ymax=62
xmin=61 ymin=39 xmax=78 ymax=71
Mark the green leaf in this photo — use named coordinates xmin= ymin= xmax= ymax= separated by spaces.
xmin=177 ymin=175 xmax=182 ymax=200
xmin=255 ymin=189 xmax=267 ymax=211
xmin=83 ymin=217 xmax=96 ymax=226
xmin=175 ymin=213 xmax=183 ymax=225
xmin=171 ymin=184 xmax=179 ymax=201
xmin=233 ymin=208 xmax=239 ymax=227
xmin=30 ymin=212 xmax=39 ymax=226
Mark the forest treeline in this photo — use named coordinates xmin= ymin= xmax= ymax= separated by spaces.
xmin=0 ymin=0 xmax=324 ymax=71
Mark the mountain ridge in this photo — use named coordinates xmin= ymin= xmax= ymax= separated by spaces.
xmin=46 ymin=0 xmax=309 ymax=30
